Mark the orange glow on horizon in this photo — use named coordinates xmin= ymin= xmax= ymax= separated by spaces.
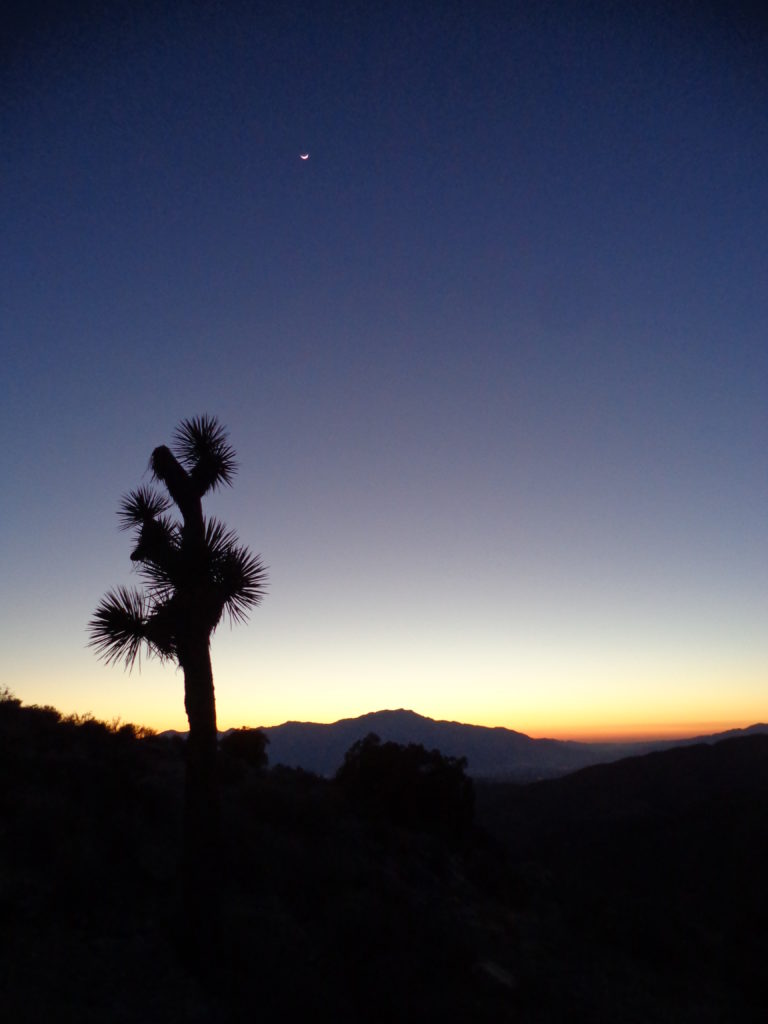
xmin=527 ymin=720 xmax=757 ymax=743
xmin=215 ymin=705 xmax=761 ymax=745
xmin=5 ymin=687 xmax=763 ymax=746
xmin=9 ymin=665 xmax=766 ymax=746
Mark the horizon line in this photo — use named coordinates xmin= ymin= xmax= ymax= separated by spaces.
xmin=211 ymin=708 xmax=766 ymax=745
xmin=6 ymin=692 xmax=762 ymax=745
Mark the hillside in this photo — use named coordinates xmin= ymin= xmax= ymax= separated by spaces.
xmin=0 ymin=695 xmax=518 ymax=1023
xmin=475 ymin=735 xmax=768 ymax=1019
xmin=3 ymin=692 xmax=768 ymax=1022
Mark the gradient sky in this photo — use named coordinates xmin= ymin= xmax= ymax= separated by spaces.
xmin=3 ymin=1 xmax=767 ymax=740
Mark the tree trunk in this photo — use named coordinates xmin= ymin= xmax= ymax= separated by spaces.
xmin=180 ymin=635 xmax=221 ymax=971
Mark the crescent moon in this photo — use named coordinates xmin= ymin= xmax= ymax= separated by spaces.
xmin=300 ymin=153 xmax=309 ymax=160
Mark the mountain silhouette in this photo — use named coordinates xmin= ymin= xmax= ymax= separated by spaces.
xmin=246 ymin=708 xmax=768 ymax=780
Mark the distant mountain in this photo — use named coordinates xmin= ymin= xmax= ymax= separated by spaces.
xmin=255 ymin=709 xmax=768 ymax=781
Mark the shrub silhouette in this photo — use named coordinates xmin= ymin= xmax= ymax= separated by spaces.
xmin=336 ymin=733 xmax=474 ymax=840
xmin=219 ymin=727 xmax=269 ymax=779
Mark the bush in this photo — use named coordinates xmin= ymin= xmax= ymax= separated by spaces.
xmin=219 ymin=727 xmax=269 ymax=777
xmin=336 ymin=733 xmax=474 ymax=840
xmin=0 ymin=687 xmax=21 ymax=718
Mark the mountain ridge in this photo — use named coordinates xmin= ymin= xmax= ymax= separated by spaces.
xmin=160 ymin=709 xmax=768 ymax=780
xmin=245 ymin=709 xmax=768 ymax=780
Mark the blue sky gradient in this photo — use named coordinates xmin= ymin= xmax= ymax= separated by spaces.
xmin=3 ymin=1 xmax=766 ymax=737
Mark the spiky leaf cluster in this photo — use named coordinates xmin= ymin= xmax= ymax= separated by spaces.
xmin=88 ymin=586 xmax=174 ymax=668
xmin=174 ymin=414 xmax=237 ymax=495
xmin=117 ymin=486 xmax=172 ymax=531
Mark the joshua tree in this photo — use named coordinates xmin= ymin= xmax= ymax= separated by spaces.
xmin=88 ymin=415 xmax=267 ymax=954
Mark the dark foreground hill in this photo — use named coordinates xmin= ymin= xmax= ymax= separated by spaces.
xmin=476 ymin=736 xmax=768 ymax=1020
xmin=3 ymin=693 xmax=768 ymax=1022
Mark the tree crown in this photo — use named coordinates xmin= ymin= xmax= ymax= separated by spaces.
xmin=88 ymin=416 xmax=267 ymax=670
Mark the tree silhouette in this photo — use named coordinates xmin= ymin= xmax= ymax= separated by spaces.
xmin=88 ymin=415 xmax=267 ymax=960
xmin=336 ymin=733 xmax=475 ymax=840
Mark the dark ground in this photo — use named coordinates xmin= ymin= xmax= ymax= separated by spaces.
xmin=2 ymin=692 xmax=767 ymax=1023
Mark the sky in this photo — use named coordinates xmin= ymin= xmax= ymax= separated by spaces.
xmin=2 ymin=0 xmax=767 ymax=740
